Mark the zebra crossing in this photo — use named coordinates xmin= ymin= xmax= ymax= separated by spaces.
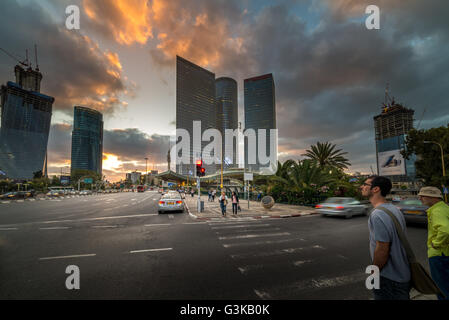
xmin=207 ymin=219 xmax=371 ymax=300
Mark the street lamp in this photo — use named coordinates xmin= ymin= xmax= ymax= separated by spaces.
xmin=144 ymin=157 xmax=149 ymax=185
xmin=423 ymin=141 xmax=447 ymax=203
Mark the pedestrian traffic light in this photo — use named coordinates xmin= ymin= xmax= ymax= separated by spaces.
xmin=196 ymin=160 xmax=206 ymax=177
xmin=196 ymin=160 xmax=202 ymax=177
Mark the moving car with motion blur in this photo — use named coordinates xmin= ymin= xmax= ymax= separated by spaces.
xmin=158 ymin=193 xmax=184 ymax=214
xmin=0 ymin=192 xmax=18 ymax=200
xmin=395 ymin=198 xmax=428 ymax=225
xmin=316 ymin=197 xmax=370 ymax=219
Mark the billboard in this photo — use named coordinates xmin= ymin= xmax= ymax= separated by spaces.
xmin=378 ymin=150 xmax=406 ymax=176
xmin=61 ymin=176 xmax=71 ymax=185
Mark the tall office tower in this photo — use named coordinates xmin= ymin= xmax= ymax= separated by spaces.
xmin=216 ymin=77 xmax=238 ymax=170
xmin=176 ymin=56 xmax=216 ymax=176
xmin=0 ymin=64 xmax=54 ymax=179
xmin=244 ymin=73 xmax=277 ymax=173
xmin=374 ymin=96 xmax=416 ymax=183
xmin=71 ymin=106 xmax=103 ymax=176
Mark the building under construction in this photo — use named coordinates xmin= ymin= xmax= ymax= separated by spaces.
xmin=373 ymin=91 xmax=417 ymax=184
xmin=0 ymin=47 xmax=54 ymax=180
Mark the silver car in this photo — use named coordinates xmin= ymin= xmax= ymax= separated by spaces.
xmin=316 ymin=197 xmax=370 ymax=219
xmin=158 ymin=194 xmax=184 ymax=214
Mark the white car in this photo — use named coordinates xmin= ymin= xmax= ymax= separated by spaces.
xmin=158 ymin=194 xmax=184 ymax=214
xmin=316 ymin=197 xmax=370 ymax=219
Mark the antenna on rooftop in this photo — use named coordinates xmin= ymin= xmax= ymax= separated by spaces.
xmin=35 ymin=44 xmax=40 ymax=71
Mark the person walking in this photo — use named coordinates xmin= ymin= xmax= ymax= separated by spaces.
xmin=208 ymin=190 xmax=212 ymax=202
xmin=212 ymin=189 xmax=216 ymax=202
xmin=219 ymin=192 xmax=228 ymax=217
xmin=191 ymin=189 xmax=195 ymax=198
xmin=360 ymin=175 xmax=411 ymax=300
xmin=231 ymin=191 xmax=239 ymax=215
xmin=418 ymin=186 xmax=449 ymax=300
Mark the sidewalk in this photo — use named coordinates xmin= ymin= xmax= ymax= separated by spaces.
xmin=184 ymin=194 xmax=317 ymax=220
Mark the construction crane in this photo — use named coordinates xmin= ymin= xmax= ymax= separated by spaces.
xmin=416 ymin=106 xmax=428 ymax=131
xmin=0 ymin=47 xmax=29 ymax=68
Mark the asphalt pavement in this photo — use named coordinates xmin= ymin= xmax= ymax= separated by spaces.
xmin=0 ymin=191 xmax=431 ymax=300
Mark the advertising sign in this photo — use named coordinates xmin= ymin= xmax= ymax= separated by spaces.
xmin=61 ymin=176 xmax=71 ymax=185
xmin=378 ymin=150 xmax=406 ymax=176
xmin=84 ymin=178 xmax=93 ymax=184
xmin=244 ymin=173 xmax=254 ymax=181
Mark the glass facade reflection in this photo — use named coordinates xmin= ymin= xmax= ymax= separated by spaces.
xmin=71 ymin=106 xmax=103 ymax=176
xmin=216 ymin=77 xmax=238 ymax=169
xmin=176 ymin=56 xmax=216 ymax=175
xmin=0 ymin=81 xmax=54 ymax=179
xmin=244 ymin=74 xmax=277 ymax=173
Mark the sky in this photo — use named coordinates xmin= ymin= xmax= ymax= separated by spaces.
xmin=1 ymin=0 xmax=449 ymax=182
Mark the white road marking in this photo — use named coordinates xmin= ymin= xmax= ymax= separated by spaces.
xmin=218 ymin=232 xmax=290 ymax=241
xmin=230 ymin=245 xmax=324 ymax=260
xmin=39 ymin=227 xmax=70 ymax=230
xmin=40 ymin=213 xmax=158 ymax=224
xmin=254 ymin=290 xmax=272 ymax=300
xmin=0 ymin=228 xmax=18 ymax=231
xmin=129 ymin=248 xmax=173 ymax=254
xmin=144 ymin=224 xmax=171 ymax=227
xmin=211 ymin=224 xmax=271 ymax=230
xmin=183 ymin=222 xmax=207 ymax=225
xmin=238 ymin=265 xmax=264 ymax=275
xmin=222 ymin=237 xmax=306 ymax=248
xmin=293 ymin=259 xmax=313 ymax=267
xmin=92 ymin=225 xmax=118 ymax=229
xmin=39 ymin=254 xmax=96 ymax=261
xmin=168 ymin=215 xmax=174 ymax=219
xmin=216 ymin=228 xmax=281 ymax=235
xmin=254 ymin=271 xmax=366 ymax=298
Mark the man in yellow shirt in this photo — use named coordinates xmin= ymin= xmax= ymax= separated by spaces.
xmin=418 ymin=186 xmax=449 ymax=300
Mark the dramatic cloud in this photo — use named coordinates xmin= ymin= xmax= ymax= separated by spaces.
xmin=3 ymin=0 xmax=449 ymax=178
xmin=0 ymin=0 xmax=131 ymax=115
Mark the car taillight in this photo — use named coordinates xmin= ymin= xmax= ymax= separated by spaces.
xmin=159 ymin=201 xmax=165 ymax=205
xmin=315 ymin=205 xmax=322 ymax=209
xmin=176 ymin=201 xmax=182 ymax=204
xmin=336 ymin=206 xmax=345 ymax=210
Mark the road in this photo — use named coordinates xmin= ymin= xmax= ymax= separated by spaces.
xmin=0 ymin=191 xmax=428 ymax=300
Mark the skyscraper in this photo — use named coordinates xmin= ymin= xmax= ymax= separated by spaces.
xmin=374 ymin=98 xmax=416 ymax=182
xmin=176 ymin=56 xmax=216 ymax=176
xmin=244 ymin=73 xmax=277 ymax=173
xmin=0 ymin=64 xmax=54 ymax=179
xmin=216 ymin=77 xmax=238 ymax=169
xmin=71 ymin=106 xmax=103 ymax=176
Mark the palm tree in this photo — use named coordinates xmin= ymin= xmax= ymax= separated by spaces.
xmin=303 ymin=142 xmax=351 ymax=170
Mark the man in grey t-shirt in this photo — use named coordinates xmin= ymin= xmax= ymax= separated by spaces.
xmin=360 ymin=176 xmax=411 ymax=300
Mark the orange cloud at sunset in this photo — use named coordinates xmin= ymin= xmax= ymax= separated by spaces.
xmin=82 ymin=0 xmax=249 ymax=71
xmin=83 ymin=0 xmax=153 ymax=45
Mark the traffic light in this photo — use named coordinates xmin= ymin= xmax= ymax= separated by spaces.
xmin=196 ymin=160 xmax=202 ymax=177
xmin=196 ymin=160 xmax=206 ymax=177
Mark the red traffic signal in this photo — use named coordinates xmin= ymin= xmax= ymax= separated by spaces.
xmin=201 ymin=168 xmax=205 ymax=176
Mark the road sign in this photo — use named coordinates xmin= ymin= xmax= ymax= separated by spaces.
xmin=444 ymin=187 xmax=449 ymax=194
xmin=244 ymin=173 xmax=253 ymax=181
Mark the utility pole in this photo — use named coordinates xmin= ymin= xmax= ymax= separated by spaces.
xmin=145 ymin=157 xmax=148 ymax=186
